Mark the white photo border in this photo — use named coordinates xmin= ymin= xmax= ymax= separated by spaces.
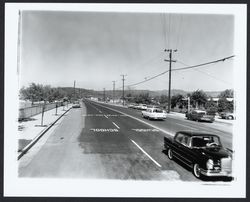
xmin=4 ymin=3 xmax=247 ymax=197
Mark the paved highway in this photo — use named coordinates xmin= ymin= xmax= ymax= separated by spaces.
xmin=18 ymin=99 xmax=233 ymax=181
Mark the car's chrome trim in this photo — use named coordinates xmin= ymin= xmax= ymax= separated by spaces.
xmin=200 ymin=168 xmax=232 ymax=177
xmin=172 ymin=152 xmax=193 ymax=168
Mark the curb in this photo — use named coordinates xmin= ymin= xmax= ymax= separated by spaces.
xmin=17 ymin=107 xmax=72 ymax=160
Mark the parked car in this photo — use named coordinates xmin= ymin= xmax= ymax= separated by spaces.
xmin=132 ymin=104 xmax=139 ymax=109
xmin=127 ymin=103 xmax=136 ymax=108
xmin=186 ymin=110 xmax=214 ymax=123
xmin=164 ymin=131 xmax=233 ymax=179
xmin=138 ymin=104 xmax=147 ymax=110
xmin=142 ymin=108 xmax=167 ymax=120
xmin=220 ymin=112 xmax=235 ymax=120
xmin=72 ymin=101 xmax=81 ymax=108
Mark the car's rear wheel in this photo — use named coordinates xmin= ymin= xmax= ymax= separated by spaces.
xmin=228 ymin=115 xmax=234 ymax=120
xmin=167 ymin=149 xmax=173 ymax=160
xmin=193 ymin=163 xmax=201 ymax=178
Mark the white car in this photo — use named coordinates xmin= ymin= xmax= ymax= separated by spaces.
xmin=138 ymin=104 xmax=147 ymax=110
xmin=142 ymin=108 xmax=167 ymax=120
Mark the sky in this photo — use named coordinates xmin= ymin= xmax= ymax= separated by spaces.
xmin=19 ymin=11 xmax=234 ymax=92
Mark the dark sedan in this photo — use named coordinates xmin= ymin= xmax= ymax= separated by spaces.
xmin=164 ymin=131 xmax=232 ymax=179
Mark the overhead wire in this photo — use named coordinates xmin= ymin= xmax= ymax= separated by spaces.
xmin=172 ymin=55 xmax=234 ymax=72
xmin=124 ymin=55 xmax=235 ymax=88
xmin=175 ymin=15 xmax=183 ymax=50
xmin=162 ymin=13 xmax=168 ymax=49
xmin=168 ymin=13 xmax=171 ymax=48
xmin=177 ymin=60 xmax=233 ymax=85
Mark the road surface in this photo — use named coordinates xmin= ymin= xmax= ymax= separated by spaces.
xmin=19 ymin=99 xmax=233 ymax=181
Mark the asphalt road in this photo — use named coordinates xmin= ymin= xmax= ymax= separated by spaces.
xmin=18 ymin=99 xmax=233 ymax=181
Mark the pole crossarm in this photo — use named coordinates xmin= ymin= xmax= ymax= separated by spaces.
xmin=164 ymin=59 xmax=177 ymax=63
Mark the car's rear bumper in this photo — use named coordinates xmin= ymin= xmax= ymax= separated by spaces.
xmin=200 ymin=118 xmax=214 ymax=122
xmin=150 ymin=116 xmax=166 ymax=120
xmin=200 ymin=168 xmax=232 ymax=177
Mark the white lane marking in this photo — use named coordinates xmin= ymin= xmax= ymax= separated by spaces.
xmin=82 ymin=114 xmax=127 ymax=117
xmin=90 ymin=128 xmax=118 ymax=132
xmin=174 ymin=123 xmax=198 ymax=130
xmin=91 ymin=102 xmax=175 ymax=137
xmin=130 ymin=139 xmax=162 ymax=168
xmin=112 ymin=122 xmax=120 ymax=129
xmin=104 ymin=115 xmax=108 ymax=119
xmin=132 ymin=129 xmax=159 ymax=132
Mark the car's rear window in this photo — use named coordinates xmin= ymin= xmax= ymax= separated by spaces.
xmin=153 ymin=109 xmax=163 ymax=113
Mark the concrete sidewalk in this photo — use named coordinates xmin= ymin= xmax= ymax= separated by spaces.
xmin=18 ymin=104 xmax=72 ymax=156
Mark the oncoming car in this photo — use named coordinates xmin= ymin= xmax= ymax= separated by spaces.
xmin=72 ymin=101 xmax=81 ymax=108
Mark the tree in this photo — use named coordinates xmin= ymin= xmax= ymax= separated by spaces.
xmin=218 ymin=89 xmax=234 ymax=112
xmin=219 ymin=89 xmax=234 ymax=98
xmin=134 ymin=93 xmax=151 ymax=104
xmin=171 ymin=94 xmax=184 ymax=109
xmin=205 ymin=99 xmax=218 ymax=115
xmin=218 ymin=97 xmax=234 ymax=112
xmin=190 ymin=90 xmax=208 ymax=108
xmin=19 ymin=83 xmax=44 ymax=104
xmin=160 ymin=95 xmax=168 ymax=104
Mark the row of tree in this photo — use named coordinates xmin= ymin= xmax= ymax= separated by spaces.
xmin=20 ymin=83 xmax=234 ymax=113
xmin=19 ymin=83 xmax=81 ymax=104
xmin=170 ymin=89 xmax=234 ymax=113
xmin=126 ymin=89 xmax=234 ymax=113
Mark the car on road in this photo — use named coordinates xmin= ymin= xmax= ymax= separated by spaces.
xmin=164 ymin=131 xmax=233 ymax=179
xmin=131 ymin=104 xmax=139 ymax=109
xmin=127 ymin=103 xmax=136 ymax=108
xmin=142 ymin=108 xmax=167 ymax=120
xmin=72 ymin=101 xmax=81 ymax=108
xmin=219 ymin=112 xmax=235 ymax=120
xmin=137 ymin=104 xmax=147 ymax=110
xmin=186 ymin=110 xmax=215 ymax=123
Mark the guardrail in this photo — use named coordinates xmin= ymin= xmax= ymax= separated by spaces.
xmin=18 ymin=102 xmax=64 ymax=121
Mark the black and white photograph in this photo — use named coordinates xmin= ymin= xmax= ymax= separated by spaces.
xmin=4 ymin=3 xmax=246 ymax=198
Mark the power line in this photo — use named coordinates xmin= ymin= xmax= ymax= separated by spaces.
xmin=125 ymin=55 xmax=235 ymax=88
xmin=162 ymin=13 xmax=167 ymax=49
xmin=172 ymin=55 xmax=235 ymax=72
xmin=168 ymin=14 xmax=171 ymax=48
xmin=177 ymin=60 xmax=233 ymax=85
xmin=175 ymin=15 xmax=183 ymax=50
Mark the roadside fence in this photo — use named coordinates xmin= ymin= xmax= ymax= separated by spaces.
xmin=18 ymin=102 xmax=64 ymax=121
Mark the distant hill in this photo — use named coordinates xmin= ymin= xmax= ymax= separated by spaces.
xmin=91 ymin=89 xmax=222 ymax=98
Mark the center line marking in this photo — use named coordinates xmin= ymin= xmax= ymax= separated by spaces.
xmin=130 ymin=139 xmax=162 ymax=168
xmin=112 ymin=122 xmax=120 ymax=129
xmin=104 ymin=115 xmax=108 ymax=119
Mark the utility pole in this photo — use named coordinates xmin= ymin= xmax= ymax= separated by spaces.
xmin=103 ymin=88 xmax=106 ymax=102
xmin=73 ymin=80 xmax=76 ymax=101
xmin=164 ymin=49 xmax=177 ymax=113
xmin=112 ymin=81 xmax=116 ymax=103
xmin=121 ymin=74 xmax=127 ymax=106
